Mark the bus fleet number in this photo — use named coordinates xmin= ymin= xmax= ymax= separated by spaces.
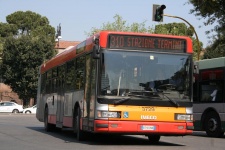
xmin=142 ymin=107 xmax=155 ymax=111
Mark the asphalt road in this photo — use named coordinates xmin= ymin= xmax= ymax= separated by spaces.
xmin=0 ymin=114 xmax=225 ymax=150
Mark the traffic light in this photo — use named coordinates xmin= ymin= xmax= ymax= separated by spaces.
xmin=153 ymin=4 xmax=166 ymax=22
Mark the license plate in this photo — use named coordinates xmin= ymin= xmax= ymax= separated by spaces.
xmin=141 ymin=125 xmax=156 ymax=130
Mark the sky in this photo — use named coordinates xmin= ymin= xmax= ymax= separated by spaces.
xmin=0 ymin=0 xmax=215 ymax=48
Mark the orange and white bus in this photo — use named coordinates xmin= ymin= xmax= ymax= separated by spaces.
xmin=36 ymin=31 xmax=194 ymax=143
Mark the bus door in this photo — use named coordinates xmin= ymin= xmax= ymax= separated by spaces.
xmin=83 ymin=54 xmax=97 ymax=130
xmin=56 ymin=65 xmax=65 ymax=128
xmin=36 ymin=72 xmax=44 ymax=121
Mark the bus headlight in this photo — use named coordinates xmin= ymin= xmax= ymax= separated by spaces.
xmin=97 ymin=111 xmax=121 ymax=118
xmin=175 ymin=114 xmax=193 ymax=121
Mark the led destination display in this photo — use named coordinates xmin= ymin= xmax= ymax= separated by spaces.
xmin=108 ymin=34 xmax=186 ymax=52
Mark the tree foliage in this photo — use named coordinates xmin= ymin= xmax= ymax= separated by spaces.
xmin=154 ymin=23 xmax=194 ymax=36
xmin=203 ymin=40 xmax=225 ymax=59
xmin=1 ymin=11 xmax=56 ymax=103
xmin=188 ymin=0 xmax=225 ymax=59
xmin=0 ymin=23 xmax=18 ymax=75
xmin=0 ymin=23 xmax=18 ymax=37
xmin=2 ymin=36 xmax=55 ymax=101
xmin=203 ymin=33 xmax=225 ymax=58
xmin=6 ymin=11 xmax=51 ymax=36
xmin=85 ymin=14 xmax=154 ymax=36
xmin=188 ymin=0 xmax=225 ymax=34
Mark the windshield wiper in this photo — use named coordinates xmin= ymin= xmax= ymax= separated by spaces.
xmin=157 ymin=90 xmax=179 ymax=107
xmin=113 ymin=97 xmax=130 ymax=105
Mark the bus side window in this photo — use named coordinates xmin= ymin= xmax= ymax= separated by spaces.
xmin=75 ymin=56 xmax=85 ymax=89
xmin=58 ymin=64 xmax=66 ymax=90
xmin=214 ymin=82 xmax=223 ymax=102
xmin=215 ymin=90 xmax=223 ymax=102
xmin=41 ymin=73 xmax=46 ymax=94
xmin=200 ymin=82 xmax=223 ymax=102
xmin=52 ymin=67 xmax=58 ymax=93
xmin=66 ymin=60 xmax=75 ymax=91
xmin=200 ymin=84 xmax=215 ymax=102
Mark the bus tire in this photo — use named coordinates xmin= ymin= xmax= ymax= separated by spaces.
xmin=73 ymin=107 xmax=86 ymax=141
xmin=44 ymin=107 xmax=55 ymax=132
xmin=147 ymin=135 xmax=160 ymax=143
xmin=204 ymin=111 xmax=224 ymax=137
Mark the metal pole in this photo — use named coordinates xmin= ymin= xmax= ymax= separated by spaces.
xmin=163 ymin=14 xmax=201 ymax=60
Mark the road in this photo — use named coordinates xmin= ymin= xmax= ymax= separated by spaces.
xmin=0 ymin=114 xmax=225 ymax=150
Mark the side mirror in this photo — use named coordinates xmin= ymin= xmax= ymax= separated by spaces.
xmin=92 ymin=44 xmax=100 ymax=59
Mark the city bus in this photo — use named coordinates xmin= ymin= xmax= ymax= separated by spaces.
xmin=193 ymin=57 xmax=225 ymax=137
xmin=36 ymin=31 xmax=194 ymax=143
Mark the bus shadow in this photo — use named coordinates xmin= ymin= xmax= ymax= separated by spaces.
xmin=192 ymin=131 xmax=225 ymax=138
xmin=27 ymin=126 xmax=185 ymax=146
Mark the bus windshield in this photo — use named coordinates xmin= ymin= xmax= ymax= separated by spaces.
xmin=100 ymin=50 xmax=192 ymax=101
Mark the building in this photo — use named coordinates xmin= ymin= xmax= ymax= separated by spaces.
xmin=55 ymin=40 xmax=80 ymax=54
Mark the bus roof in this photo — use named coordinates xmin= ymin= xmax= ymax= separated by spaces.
xmin=40 ymin=33 xmax=96 ymax=74
xmin=196 ymin=57 xmax=225 ymax=70
xmin=40 ymin=31 xmax=193 ymax=74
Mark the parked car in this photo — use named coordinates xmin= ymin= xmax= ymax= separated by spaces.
xmin=23 ymin=105 xmax=37 ymax=114
xmin=0 ymin=101 xmax=23 ymax=113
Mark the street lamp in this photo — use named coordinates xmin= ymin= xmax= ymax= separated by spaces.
xmin=55 ymin=23 xmax=62 ymax=48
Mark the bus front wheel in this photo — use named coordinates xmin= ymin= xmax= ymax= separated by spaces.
xmin=73 ymin=107 xmax=86 ymax=141
xmin=204 ymin=111 xmax=224 ymax=137
xmin=147 ymin=135 xmax=160 ymax=144
xmin=44 ymin=107 xmax=55 ymax=132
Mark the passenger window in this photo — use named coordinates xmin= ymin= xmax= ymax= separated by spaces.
xmin=75 ymin=56 xmax=85 ymax=89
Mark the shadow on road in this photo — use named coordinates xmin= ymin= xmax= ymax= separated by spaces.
xmin=192 ymin=131 xmax=225 ymax=139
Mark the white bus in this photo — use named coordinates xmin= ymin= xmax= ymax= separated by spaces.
xmin=193 ymin=57 xmax=225 ymax=137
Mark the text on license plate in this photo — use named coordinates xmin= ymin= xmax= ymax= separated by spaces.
xmin=141 ymin=125 xmax=156 ymax=130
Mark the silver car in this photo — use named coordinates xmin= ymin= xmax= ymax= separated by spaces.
xmin=0 ymin=101 xmax=23 ymax=113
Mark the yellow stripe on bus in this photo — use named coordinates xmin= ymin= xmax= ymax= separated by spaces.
xmin=108 ymin=105 xmax=186 ymax=122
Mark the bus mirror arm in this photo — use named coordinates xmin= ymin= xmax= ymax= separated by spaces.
xmin=92 ymin=44 xmax=100 ymax=59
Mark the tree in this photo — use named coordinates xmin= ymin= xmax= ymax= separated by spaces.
xmin=154 ymin=22 xmax=203 ymax=60
xmin=188 ymin=0 xmax=225 ymax=58
xmin=1 ymin=11 xmax=56 ymax=104
xmin=203 ymin=40 xmax=225 ymax=59
xmin=0 ymin=23 xmax=18 ymax=79
xmin=85 ymin=14 xmax=154 ymax=36
xmin=154 ymin=23 xmax=193 ymax=36
xmin=188 ymin=0 xmax=225 ymax=34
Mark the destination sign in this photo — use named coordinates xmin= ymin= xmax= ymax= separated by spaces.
xmin=108 ymin=34 xmax=186 ymax=52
